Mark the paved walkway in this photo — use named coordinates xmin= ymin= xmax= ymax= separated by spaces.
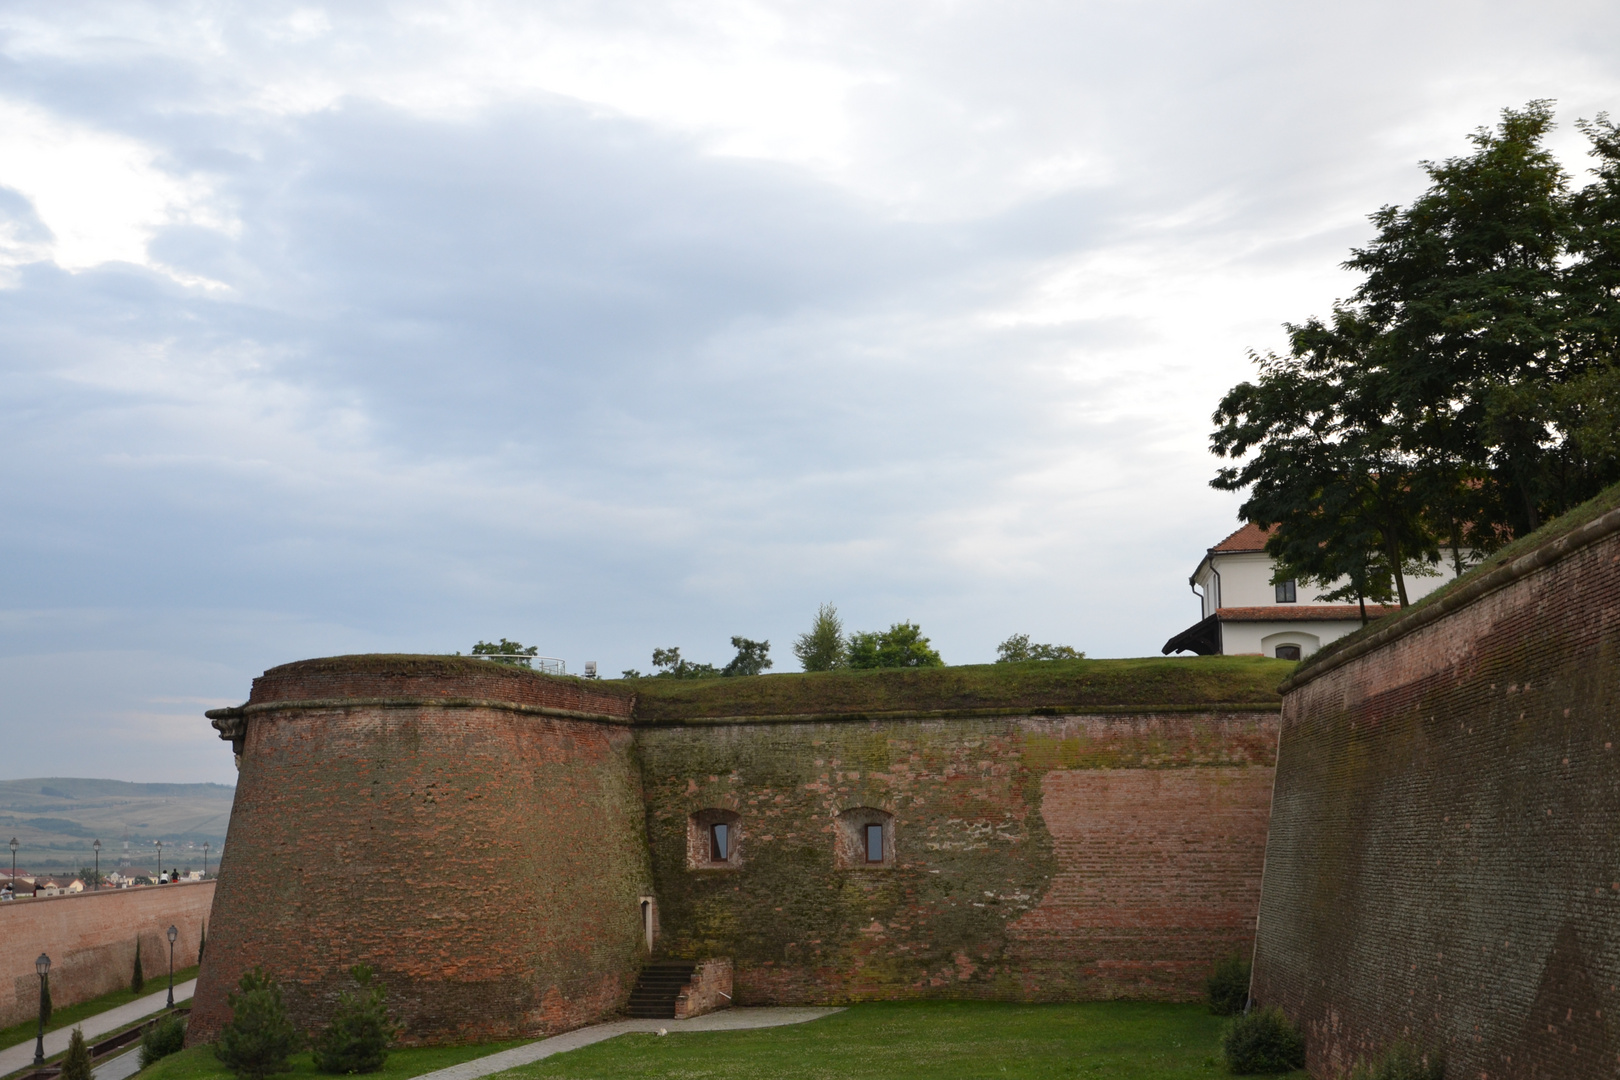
xmin=0 ymin=980 xmax=196 ymax=1079
xmin=414 ymin=1008 xmax=844 ymax=1080
xmin=89 ymin=1048 xmax=141 ymax=1080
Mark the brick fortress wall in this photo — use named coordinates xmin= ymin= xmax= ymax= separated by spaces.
xmin=0 ymin=882 xmax=214 ymax=1028
xmin=189 ymin=657 xmax=651 ymax=1045
xmin=636 ymin=710 xmax=1277 ymax=1003
xmin=1251 ymin=506 xmax=1620 ymax=1079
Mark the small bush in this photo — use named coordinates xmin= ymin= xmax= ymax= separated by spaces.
xmin=215 ymin=968 xmax=301 ymax=1080
xmin=313 ymin=966 xmax=394 ymax=1075
xmin=1349 ymin=1042 xmax=1444 ymax=1080
xmin=60 ymin=1028 xmax=92 ymax=1080
xmin=140 ymin=1014 xmax=188 ymax=1069
xmin=1223 ymin=1007 xmax=1306 ymax=1074
xmin=1206 ymin=954 xmax=1251 ymax=1015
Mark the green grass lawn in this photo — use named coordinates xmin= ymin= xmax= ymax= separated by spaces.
xmin=497 ymin=1002 xmax=1309 ymax=1080
xmin=0 ymin=966 xmax=200 ymax=1051
xmin=136 ymin=1041 xmax=528 ymax=1080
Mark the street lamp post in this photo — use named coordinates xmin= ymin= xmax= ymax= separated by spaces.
xmin=93 ymin=839 xmax=101 ymax=891
xmin=203 ymin=842 xmax=211 ymax=879
xmin=9 ymin=837 xmax=17 ymax=883
xmin=166 ymin=926 xmax=178 ymax=1007
xmin=33 ymin=953 xmax=50 ymax=1066
xmin=155 ymin=840 xmax=163 ymax=882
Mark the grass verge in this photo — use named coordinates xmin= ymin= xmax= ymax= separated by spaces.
xmin=0 ymin=967 xmax=200 ymax=1052
xmin=136 ymin=1042 xmax=528 ymax=1080
xmin=496 ymin=1001 xmax=1310 ymax=1080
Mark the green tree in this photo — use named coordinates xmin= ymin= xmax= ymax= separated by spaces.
xmin=313 ymin=966 xmax=394 ymax=1075
xmin=792 ymin=603 xmax=847 ymax=672
xmin=469 ymin=639 xmax=538 ymax=667
xmin=40 ymin=969 xmax=51 ymax=1027
xmin=215 ymin=968 xmax=301 ymax=1080
xmin=648 ymin=647 xmax=719 ymax=679
xmin=995 ymin=634 xmax=1084 ymax=662
xmin=720 ymin=637 xmax=772 ymax=677
xmin=846 ymin=622 xmax=944 ymax=669
xmin=131 ymin=939 xmax=144 ymax=994
xmin=60 ymin=1028 xmax=91 ymax=1080
xmin=139 ymin=1015 xmax=188 ymax=1069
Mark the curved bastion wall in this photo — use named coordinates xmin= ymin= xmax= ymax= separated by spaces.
xmin=189 ymin=656 xmax=651 ymax=1045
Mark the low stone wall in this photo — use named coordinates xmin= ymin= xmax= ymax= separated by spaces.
xmin=0 ymin=882 xmax=215 ymax=1028
xmin=1252 ymin=503 xmax=1620 ymax=1078
xmin=674 ymin=959 xmax=733 ymax=1019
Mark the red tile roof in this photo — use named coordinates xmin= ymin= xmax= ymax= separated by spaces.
xmin=1211 ymin=522 xmax=1275 ymax=553
xmin=1216 ymin=605 xmax=1397 ymax=622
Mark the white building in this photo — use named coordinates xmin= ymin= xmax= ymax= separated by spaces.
xmin=1162 ymin=522 xmax=1462 ymax=659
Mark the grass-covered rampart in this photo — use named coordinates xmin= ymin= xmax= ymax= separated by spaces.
xmin=620 ymin=656 xmax=1292 ymax=724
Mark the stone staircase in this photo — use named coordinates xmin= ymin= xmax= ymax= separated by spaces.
xmin=626 ymin=961 xmax=697 ymax=1019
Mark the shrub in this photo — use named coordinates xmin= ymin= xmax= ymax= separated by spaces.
xmin=215 ymin=968 xmax=301 ymax=1080
xmin=313 ymin=966 xmax=394 ymax=1075
xmin=1349 ymin=1042 xmax=1445 ymax=1080
xmin=60 ymin=1028 xmax=92 ymax=1080
xmin=1223 ymin=1007 xmax=1306 ymax=1074
xmin=140 ymin=1014 xmax=188 ymax=1068
xmin=1206 ymin=954 xmax=1252 ymax=1015
xmin=132 ymin=939 xmax=145 ymax=994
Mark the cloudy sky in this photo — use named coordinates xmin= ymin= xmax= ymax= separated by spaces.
xmin=2 ymin=1 xmax=1617 ymax=784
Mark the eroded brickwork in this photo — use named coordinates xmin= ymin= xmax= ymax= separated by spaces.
xmin=638 ymin=711 xmax=1276 ymax=1004
xmin=191 ymin=660 xmax=651 ymax=1046
xmin=1252 ymin=518 xmax=1620 ymax=1079
xmin=0 ymin=883 xmax=214 ymax=1027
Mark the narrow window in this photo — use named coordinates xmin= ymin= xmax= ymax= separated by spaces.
xmin=865 ymin=823 xmax=884 ymax=863
xmin=710 ymin=822 xmax=730 ymax=862
xmin=1275 ymin=579 xmax=1297 ymax=603
xmin=1275 ymin=644 xmax=1302 ymax=661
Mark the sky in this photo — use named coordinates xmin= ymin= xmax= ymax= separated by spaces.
xmin=1 ymin=1 xmax=1618 ymax=784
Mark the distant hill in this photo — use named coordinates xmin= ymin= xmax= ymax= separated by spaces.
xmin=0 ymin=777 xmax=234 ymax=877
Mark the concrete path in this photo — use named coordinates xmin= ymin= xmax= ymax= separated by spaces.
xmin=89 ymin=1048 xmax=141 ymax=1080
xmin=0 ymin=980 xmax=196 ymax=1079
xmin=415 ymin=1008 xmax=844 ymax=1080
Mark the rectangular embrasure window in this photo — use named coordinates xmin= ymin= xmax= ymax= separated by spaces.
xmin=865 ymin=823 xmax=883 ymax=863
xmin=710 ymin=822 xmax=729 ymax=862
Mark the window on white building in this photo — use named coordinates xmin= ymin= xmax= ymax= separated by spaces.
xmin=1275 ymin=579 xmax=1297 ymax=603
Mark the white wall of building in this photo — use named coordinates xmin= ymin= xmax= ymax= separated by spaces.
xmin=1195 ymin=551 xmax=1463 ymax=615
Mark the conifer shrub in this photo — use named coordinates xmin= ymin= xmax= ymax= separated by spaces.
xmin=1206 ymin=954 xmax=1251 ymax=1015
xmin=132 ymin=939 xmax=145 ymax=994
xmin=1222 ymin=1007 xmax=1306 ymax=1074
xmin=60 ymin=1028 xmax=92 ymax=1080
xmin=1348 ymin=1042 xmax=1444 ymax=1080
xmin=140 ymin=1014 xmax=189 ymax=1069
xmin=313 ymin=966 xmax=394 ymax=1075
xmin=199 ymin=922 xmax=207 ymax=965
xmin=215 ymin=968 xmax=301 ymax=1080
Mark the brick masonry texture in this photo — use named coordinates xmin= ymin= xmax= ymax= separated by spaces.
xmin=194 ymin=655 xmax=1281 ymax=1045
xmin=638 ymin=712 xmax=1276 ymax=1004
xmin=1251 ymin=517 xmax=1620 ymax=1078
xmin=673 ymin=959 xmax=732 ymax=1019
xmin=190 ymin=660 xmax=651 ymax=1046
xmin=0 ymin=882 xmax=214 ymax=1027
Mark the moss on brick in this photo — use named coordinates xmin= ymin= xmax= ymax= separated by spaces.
xmin=621 ymin=656 xmax=1292 ymax=723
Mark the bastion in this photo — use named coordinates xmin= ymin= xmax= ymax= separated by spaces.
xmin=193 ymin=653 xmax=1291 ymax=1044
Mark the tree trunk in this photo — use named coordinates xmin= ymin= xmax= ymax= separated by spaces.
xmin=1386 ymin=535 xmax=1410 ymax=608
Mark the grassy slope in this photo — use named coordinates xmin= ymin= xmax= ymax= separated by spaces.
xmin=136 ymin=1041 xmax=528 ymax=1080
xmin=501 ymin=1002 xmax=1308 ymax=1080
xmin=1294 ymin=476 xmax=1620 ymax=678
xmin=0 ymin=966 xmax=200 ymax=1053
xmin=622 ymin=656 xmax=1294 ymax=723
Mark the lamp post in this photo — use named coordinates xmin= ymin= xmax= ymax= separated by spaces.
xmin=33 ymin=953 xmax=50 ymax=1066
xmin=93 ymin=839 xmax=101 ymax=891
xmin=166 ymin=926 xmax=178 ymax=1007
xmin=155 ymin=840 xmax=163 ymax=882
xmin=9 ymin=837 xmax=16 ymax=883
xmin=203 ymin=842 xmax=211 ymax=879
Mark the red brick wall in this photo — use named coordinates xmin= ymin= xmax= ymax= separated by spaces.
xmin=190 ymin=660 xmax=651 ymax=1046
xmin=0 ymin=883 xmax=215 ymax=1027
xmin=638 ymin=711 xmax=1277 ymax=1003
xmin=1252 ymin=517 xmax=1620 ymax=1078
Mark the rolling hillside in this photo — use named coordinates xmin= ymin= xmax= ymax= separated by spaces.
xmin=0 ymin=777 xmax=233 ymax=877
